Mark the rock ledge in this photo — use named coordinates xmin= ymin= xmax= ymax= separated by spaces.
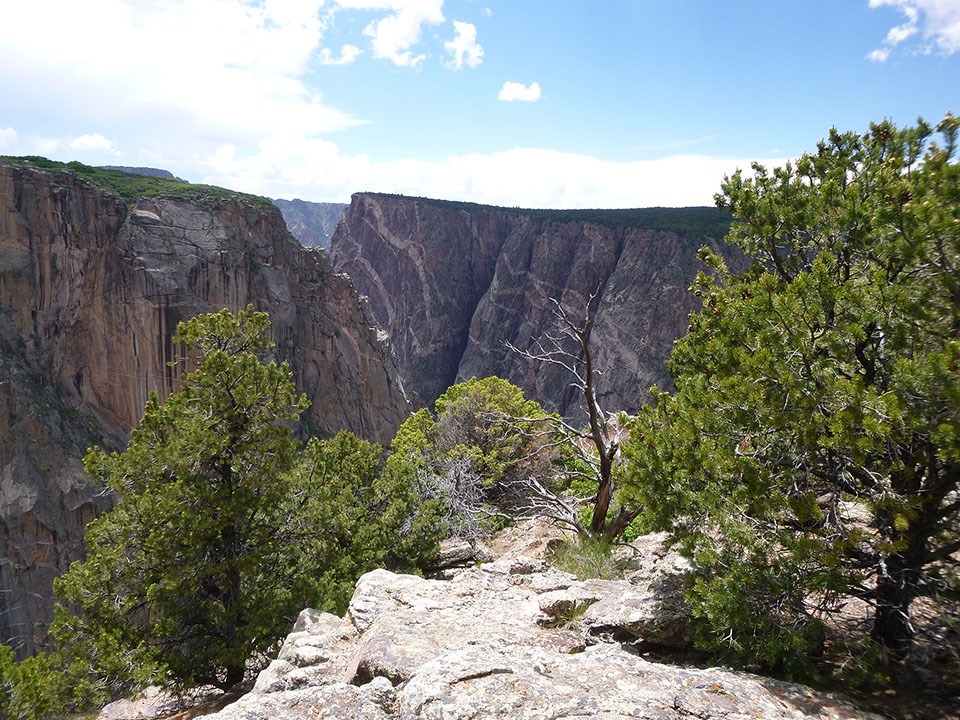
xmin=195 ymin=555 xmax=883 ymax=720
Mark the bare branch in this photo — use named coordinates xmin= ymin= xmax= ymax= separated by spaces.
xmin=502 ymin=292 xmax=640 ymax=539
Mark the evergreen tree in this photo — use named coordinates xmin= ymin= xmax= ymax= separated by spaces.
xmin=621 ymin=116 xmax=960 ymax=677
xmin=54 ymin=307 xmax=309 ymax=692
xmin=52 ymin=306 xmax=440 ymax=702
xmin=286 ymin=430 xmax=444 ymax=614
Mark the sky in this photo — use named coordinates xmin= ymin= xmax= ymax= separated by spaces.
xmin=0 ymin=0 xmax=958 ymax=209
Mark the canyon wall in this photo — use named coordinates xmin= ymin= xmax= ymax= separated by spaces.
xmin=0 ymin=162 xmax=408 ymax=657
xmin=273 ymin=198 xmax=348 ymax=250
xmin=330 ymin=193 xmax=736 ymax=420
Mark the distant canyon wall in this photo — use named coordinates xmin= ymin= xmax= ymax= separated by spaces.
xmin=0 ymin=162 xmax=408 ymax=657
xmin=330 ymin=193 xmax=737 ymax=420
xmin=273 ymin=198 xmax=348 ymax=250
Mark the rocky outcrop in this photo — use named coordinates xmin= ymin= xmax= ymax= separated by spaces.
xmin=273 ymin=199 xmax=348 ymax=250
xmin=193 ymin=555 xmax=881 ymax=720
xmin=0 ymin=160 xmax=408 ymax=657
xmin=330 ymin=193 xmax=737 ymax=419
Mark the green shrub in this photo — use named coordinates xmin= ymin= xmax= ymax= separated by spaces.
xmin=0 ymin=646 xmax=63 ymax=720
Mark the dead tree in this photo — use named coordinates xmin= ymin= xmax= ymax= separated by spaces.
xmin=506 ymin=293 xmax=640 ymax=539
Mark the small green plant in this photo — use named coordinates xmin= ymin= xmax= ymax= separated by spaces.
xmin=549 ymin=537 xmax=625 ymax=581
xmin=552 ymin=600 xmax=594 ymax=635
xmin=0 ymin=646 xmax=63 ymax=720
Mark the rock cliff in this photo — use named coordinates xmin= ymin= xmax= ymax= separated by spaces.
xmin=330 ymin=193 xmax=737 ymax=418
xmin=184 ymin=551 xmax=880 ymax=720
xmin=0 ymin=160 xmax=408 ymax=657
xmin=273 ymin=199 xmax=348 ymax=250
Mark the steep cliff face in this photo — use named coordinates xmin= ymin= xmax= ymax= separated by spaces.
xmin=330 ymin=195 xmax=520 ymax=408
xmin=273 ymin=199 xmax=348 ymax=250
xmin=330 ymin=193 xmax=735 ymax=419
xmin=0 ymin=161 xmax=408 ymax=657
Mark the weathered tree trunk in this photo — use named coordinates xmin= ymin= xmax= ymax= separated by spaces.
xmin=871 ymin=552 xmax=920 ymax=664
xmin=870 ymin=459 xmax=956 ymax=666
xmin=589 ymin=451 xmax=614 ymax=535
xmin=604 ymin=506 xmax=642 ymax=540
xmin=222 ymin=662 xmax=246 ymax=690
xmin=508 ymin=296 xmax=637 ymax=539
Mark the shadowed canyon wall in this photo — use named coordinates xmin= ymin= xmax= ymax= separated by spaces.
xmin=330 ymin=193 xmax=736 ymax=420
xmin=0 ymin=162 xmax=408 ymax=657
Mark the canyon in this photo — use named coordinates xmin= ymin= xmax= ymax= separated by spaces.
xmin=0 ymin=160 xmax=407 ymax=658
xmin=273 ymin=198 xmax=348 ymax=250
xmin=329 ymin=193 xmax=736 ymax=420
xmin=1 ymin=167 xmax=737 ymax=662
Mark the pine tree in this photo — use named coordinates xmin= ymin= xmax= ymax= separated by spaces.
xmin=54 ymin=306 xmax=309 ymax=692
xmin=54 ymin=306 xmax=443 ymax=702
xmin=622 ymin=116 xmax=960 ymax=677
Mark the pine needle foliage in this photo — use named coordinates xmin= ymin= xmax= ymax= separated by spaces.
xmin=51 ymin=306 xmax=439 ymax=706
xmin=621 ymin=116 xmax=960 ymax=680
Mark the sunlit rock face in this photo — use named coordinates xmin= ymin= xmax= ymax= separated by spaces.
xmin=0 ymin=162 xmax=408 ymax=657
xmin=196 ymin=553 xmax=878 ymax=720
xmin=330 ymin=193 xmax=738 ymax=421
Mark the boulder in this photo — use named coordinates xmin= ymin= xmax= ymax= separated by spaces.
xmin=99 ymin=686 xmax=221 ymax=720
xmin=424 ymin=537 xmax=493 ymax=574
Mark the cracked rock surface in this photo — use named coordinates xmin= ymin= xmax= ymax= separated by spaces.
xmin=198 ymin=553 xmax=883 ymax=720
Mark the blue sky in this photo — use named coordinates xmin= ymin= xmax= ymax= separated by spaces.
xmin=0 ymin=0 xmax=957 ymax=208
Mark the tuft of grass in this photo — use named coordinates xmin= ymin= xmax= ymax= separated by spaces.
xmin=549 ymin=537 xmax=627 ymax=581
xmin=1 ymin=156 xmax=275 ymax=210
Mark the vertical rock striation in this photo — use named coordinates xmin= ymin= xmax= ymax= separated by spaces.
xmin=330 ymin=195 xmax=517 ymax=409
xmin=330 ymin=193 xmax=736 ymax=421
xmin=0 ymin=161 xmax=408 ymax=657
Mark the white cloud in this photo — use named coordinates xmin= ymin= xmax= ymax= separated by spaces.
xmin=0 ymin=0 xmax=360 ymax=154
xmin=0 ymin=0 xmax=792 ymax=212
xmin=203 ymin=134 xmax=788 ymax=209
xmin=497 ymin=81 xmax=542 ymax=102
xmin=444 ymin=21 xmax=483 ymax=69
xmin=70 ymin=133 xmax=116 ymax=153
xmin=1 ymin=133 xmax=62 ymax=157
xmin=868 ymin=0 xmax=960 ymax=60
xmin=318 ymin=44 xmax=363 ymax=65
xmin=335 ymin=0 xmax=444 ymax=67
